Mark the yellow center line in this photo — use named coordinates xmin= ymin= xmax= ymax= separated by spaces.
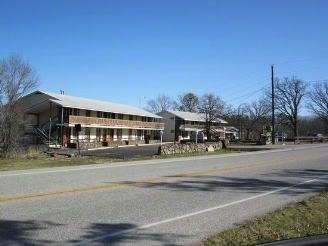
xmin=1 ymin=152 xmax=327 ymax=204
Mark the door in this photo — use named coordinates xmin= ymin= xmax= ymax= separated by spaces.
xmin=109 ymin=129 xmax=114 ymax=141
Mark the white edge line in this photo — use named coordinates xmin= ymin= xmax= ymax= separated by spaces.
xmin=66 ymin=174 xmax=328 ymax=246
xmin=0 ymin=148 xmax=293 ymax=177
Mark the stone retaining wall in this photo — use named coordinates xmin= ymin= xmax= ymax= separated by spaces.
xmin=158 ymin=142 xmax=222 ymax=155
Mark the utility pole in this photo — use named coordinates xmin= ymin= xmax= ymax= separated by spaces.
xmin=205 ymin=107 xmax=208 ymax=140
xmin=49 ymin=102 xmax=52 ymax=146
xmin=271 ymin=65 xmax=275 ymax=144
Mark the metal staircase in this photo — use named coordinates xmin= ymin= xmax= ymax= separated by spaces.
xmin=33 ymin=126 xmax=56 ymax=144
xmin=33 ymin=116 xmax=60 ymax=145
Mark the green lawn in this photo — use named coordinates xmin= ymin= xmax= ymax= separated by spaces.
xmin=0 ymin=148 xmax=246 ymax=171
xmin=203 ymin=190 xmax=328 ymax=246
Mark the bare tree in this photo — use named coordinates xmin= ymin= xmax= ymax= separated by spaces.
xmin=243 ymin=99 xmax=271 ymax=139
xmin=0 ymin=54 xmax=39 ymax=156
xmin=266 ymin=76 xmax=308 ymax=138
xmin=198 ymin=93 xmax=227 ymax=139
xmin=175 ymin=93 xmax=199 ymax=112
xmin=298 ymin=115 xmax=327 ymax=136
xmin=145 ymin=94 xmax=175 ymax=114
xmin=306 ymin=81 xmax=328 ymax=133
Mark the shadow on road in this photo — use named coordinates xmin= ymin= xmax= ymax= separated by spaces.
xmin=0 ymin=220 xmax=61 ymax=245
xmin=0 ymin=220 xmax=186 ymax=246
xmin=264 ymin=168 xmax=328 ymax=179
xmin=67 ymin=222 xmax=187 ymax=245
xmin=110 ymin=168 xmax=328 ymax=196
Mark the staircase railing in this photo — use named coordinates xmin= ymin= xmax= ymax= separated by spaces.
xmin=33 ymin=115 xmax=60 ymax=145
xmin=42 ymin=115 xmax=60 ymax=133
xmin=33 ymin=126 xmax=56 ymax=145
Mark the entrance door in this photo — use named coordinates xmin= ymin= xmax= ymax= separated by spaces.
xmin=109 ymin=129 xmax=114 ymax=141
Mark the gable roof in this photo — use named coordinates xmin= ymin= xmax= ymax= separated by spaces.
xmin=159 ymin=110 xmax=228 ymax=124
xmin=25 ymin=91 xmax=161 ymax=118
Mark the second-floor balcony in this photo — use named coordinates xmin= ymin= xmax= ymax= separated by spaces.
xmin=68 ymin=115 xmax=164 ymax=130
xmin=180 ymin=123 xmax=205 ymax=131
xmin=180 ymin=123 xmax=224 ymax=131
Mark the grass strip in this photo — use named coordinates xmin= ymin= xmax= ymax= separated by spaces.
xmin=203 ymin=190 xmax=328 ymax=246
xmin=0 ymin=148 xmax=249 ymax=171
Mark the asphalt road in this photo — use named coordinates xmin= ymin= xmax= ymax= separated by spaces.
xmin=1 ymin=144 xmax=328 ymax=245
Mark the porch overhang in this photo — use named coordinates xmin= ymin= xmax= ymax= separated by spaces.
xmin=67 ymin=124 xmax=164 ymax=131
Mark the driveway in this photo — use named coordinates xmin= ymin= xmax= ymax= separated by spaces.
xmin=80 ymin=144 xmax=161 ymax=158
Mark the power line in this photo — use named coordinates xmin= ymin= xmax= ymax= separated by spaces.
xmin=226 ymin=85 xmax=267 ymax=104
xmin=275 ymin=66 xmax=328 ymax=75
xmin=207 ymin=66 xmax=268 ymax=91
xmin=219 ymin=78 xmax=269 ymax=100
xmin=231 ymin=85 xmax=270 ymax=107
xmin=306 ymin=79 xmax=328 ymax=83
xmin=274 ymin=56 xmax=328 ymax=65
xmin=206 ymin=65 xmax=327 ymax=104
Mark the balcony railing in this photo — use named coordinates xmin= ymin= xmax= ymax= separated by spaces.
xmin=184 ymin=124 xmax=204 ymax=130
xmin=69 ymin=115 xmax=164 ymax=129
xmin=182 ymin=124 xmax=224 ymax=131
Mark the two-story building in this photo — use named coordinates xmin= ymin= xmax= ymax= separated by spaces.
xmin=23 ymin=91 xmax=164 ymax=148
xmin=157 ymin=110 xmax=228 ymax=142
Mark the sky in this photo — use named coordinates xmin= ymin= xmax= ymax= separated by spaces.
xmin=1 ymin=0 xmax=328 ymax=110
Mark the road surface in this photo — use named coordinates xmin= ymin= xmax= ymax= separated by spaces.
xmin=1 ymin=144 xmax=328 ymax=245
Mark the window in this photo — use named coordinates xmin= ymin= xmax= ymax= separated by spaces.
xmin=129 ymin=129 xmax=132 ymax=139
xmin=117 ymin=129 xmax=122 ymax=139
xmin=97 ymin=111 xmax=102 ymax=118
xmin=129 ymin=115 xmax=133 ymax=121
xmin=96 ymin=128 xmax=101 ymax=141
xmin=72 ymin=127 xmax=77 ymax=137
xmin=86 ymin=110 xmax=91 ymax=117
xmin=103 ymin=112 xmax=108 ymax=118
xmin=142 ymin=117 xmax=147 ymax=122
xmin=85 ymin=128 xmax=90 ymax=140
xmin=73 ymin=108 xmax=79 ymax=116
xmin=118 ymin=114 xmax=123 ymax=120
xmin=102 ymin=129 xmax=108 ymax=141
xmin=182 ymin=131 xmax=188 ymax=138
xmin=111 ymin=113 xmax=116 ymax=119
xmin=64 ymin=107 xmax=71 ymax=116
xmin=137 ymin=130 xmax=142 ymax=140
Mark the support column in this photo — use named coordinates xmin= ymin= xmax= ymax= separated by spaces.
xmin=61 ymin=106 xmax=64 ymax=147
xmin=48 ymin=102 xmax=52 ymax=145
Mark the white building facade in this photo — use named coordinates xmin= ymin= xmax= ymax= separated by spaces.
xmin=157 ymin=110 xmax=228 ymax=142
xmin=23 ymin=91 xmax=164 ymax=148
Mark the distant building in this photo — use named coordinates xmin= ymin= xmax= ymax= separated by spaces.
xmin=22 ymin=91 xmax=164 ymax=147
xmin=157 ymin=110 xmax=228 ymax=142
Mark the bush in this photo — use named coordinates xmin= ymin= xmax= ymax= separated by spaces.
xmin=24 ymin=145 xmax=46 ymax=159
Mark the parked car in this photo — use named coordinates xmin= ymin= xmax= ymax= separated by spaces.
xmin=310 ymin=133 xmax=323 ymax=138
xmin=275 ymin=132 xmax=287 ymax=141
xmin=309 ymin=133 xmax=323 ymax=141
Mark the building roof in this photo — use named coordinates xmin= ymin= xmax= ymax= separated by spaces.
xmin=160 ymin=110 xmax=228 ymax=124
xmin=25 ymin=91 xmax=161 ymax=118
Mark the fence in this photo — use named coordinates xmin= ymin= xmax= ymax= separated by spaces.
xmin=295 ymin=136 xmax=328 ymax=144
